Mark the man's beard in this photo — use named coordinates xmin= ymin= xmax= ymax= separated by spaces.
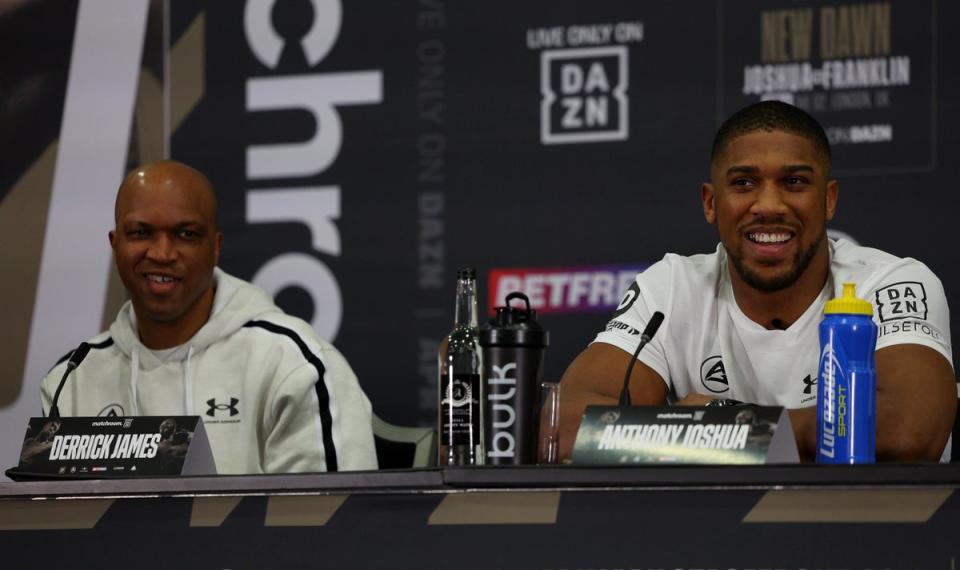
xmin=728 ymin=232 xmax=823 ymax=293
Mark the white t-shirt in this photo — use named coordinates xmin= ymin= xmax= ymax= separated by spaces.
xmin=594 ymin=239 xmax=953 ymax=408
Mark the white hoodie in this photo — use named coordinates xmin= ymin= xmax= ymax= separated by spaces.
xmin=41 ymin=268 xmax=377 ymax=474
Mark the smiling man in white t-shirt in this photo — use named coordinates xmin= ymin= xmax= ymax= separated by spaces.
xmin=558 ymin=101 xmax=956 ymax=462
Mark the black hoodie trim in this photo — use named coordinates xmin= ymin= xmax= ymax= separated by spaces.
xmin=51 ymin=337 xmax=115 ymax=370
xmin=242 ymin=320 xmax=338 ymax=472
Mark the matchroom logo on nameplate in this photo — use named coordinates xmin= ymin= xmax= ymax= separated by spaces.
xmin=527 ymin=22 xmax=644 ymax=145
xmin=717 ymin=0 xmax=936 ymax=174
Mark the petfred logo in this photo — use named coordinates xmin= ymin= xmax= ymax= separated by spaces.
xmin=489 ymin=265 xmax=647 ymax=315
xmin=527 ymin=21 xmax=643 ymax=145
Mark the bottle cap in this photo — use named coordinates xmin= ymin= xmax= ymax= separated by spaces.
xmin=823 ymin=282 xmax=873 ymax=316
xmin=479 ymin=292 xmax=550 ymax=347
xmin=457 ymin=268 xmax=476 ymax=280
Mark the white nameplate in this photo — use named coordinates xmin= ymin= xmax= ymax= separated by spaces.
xmin=572 ymin=405 xmax=798 ymax=465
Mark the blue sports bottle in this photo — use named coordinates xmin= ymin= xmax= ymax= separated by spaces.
xmin=816 ymin=282 xmax=877 ymax=464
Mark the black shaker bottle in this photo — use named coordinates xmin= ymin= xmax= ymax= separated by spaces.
xmin=479 ymin=292 xmax=550 ymax=465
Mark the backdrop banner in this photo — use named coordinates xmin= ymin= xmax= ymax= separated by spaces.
xmin=1 ymin=1 xmax=957 ymax=474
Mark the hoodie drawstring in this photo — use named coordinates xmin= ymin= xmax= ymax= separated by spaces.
xmin=130 ymin=346 xmax=141 ymax=415
xmin=184 ymin=346 xmax=195 ymax=416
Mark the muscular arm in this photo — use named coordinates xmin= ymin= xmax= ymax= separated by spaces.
xmin=673 ymin=393 xmax=820 ymax=461
xmin=557 ymin=343 xmax=668 ymax=460
xmin=715 ymin=344 xmax=956 ymax=462
xmin=874 ymin=344 xmax=956 ymax=460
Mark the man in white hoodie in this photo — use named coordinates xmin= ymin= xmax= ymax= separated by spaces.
xmin=41 ymin=160 xmax=377 ymax=474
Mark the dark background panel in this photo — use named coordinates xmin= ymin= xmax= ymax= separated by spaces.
xmin=0 ymin=0 xmax=79 ymax=194
xmin=170 ymin=0 xmax=959 ymax=428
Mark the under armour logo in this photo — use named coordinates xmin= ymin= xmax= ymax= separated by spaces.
xmin=206 ymin=398 xmax=239 ymax=417
xmin=802 ymin=374 xmax=816 ymax=395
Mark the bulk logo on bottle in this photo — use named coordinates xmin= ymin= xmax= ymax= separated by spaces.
xmin=818 ymin=342 xmax=848 ymax=458
xmin=487 ymin=363 xmax=518 ymax=459
xmin=243 ymin=0 xmax=383 ymax=340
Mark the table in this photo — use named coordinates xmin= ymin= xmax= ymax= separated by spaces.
xmin=2 ymin=464 xmax=958 ymax=569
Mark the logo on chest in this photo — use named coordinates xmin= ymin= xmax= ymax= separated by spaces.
xmin=801 ymin=373 xmax=817 ymax=404
xmin=700 ymin=355 xmax=729 ymax=393
xmin=206 ymin=398 xmax=239 ymax=417
xmin=98 ymin=404 xmax=125 ymax=417
xmin=205 ymin=397 xmax=241 ymax=424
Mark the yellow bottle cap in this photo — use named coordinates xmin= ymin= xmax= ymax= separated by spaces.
xmin=823 ymin=282 xmax=873 ymax=316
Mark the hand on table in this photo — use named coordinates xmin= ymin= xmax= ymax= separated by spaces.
xmin=676 ymin=392 xmax=714 ymax=406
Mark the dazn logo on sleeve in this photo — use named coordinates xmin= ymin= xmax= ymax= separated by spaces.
xmin=875 ymin=282 xmax=928 ymax=322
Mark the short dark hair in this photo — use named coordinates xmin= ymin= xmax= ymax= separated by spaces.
xmin=711 ymin=101 xmax=831 ymax=165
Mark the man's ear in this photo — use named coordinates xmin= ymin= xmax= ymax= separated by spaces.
xmin=214 ymin=232 xmax=223 ymax=264
xmin=701 ymin=183 xmax=717 ymax=224
xmin=108 ymin=230 xmax=116 ymax=248
xmin=825 ymin=179 xmax=839 ymax=221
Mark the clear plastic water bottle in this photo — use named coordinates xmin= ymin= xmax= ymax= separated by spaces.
xmin=816 ymin=282 xmax=877 ymax=464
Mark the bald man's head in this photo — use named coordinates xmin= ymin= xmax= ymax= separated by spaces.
xmin=114 ymin=160 xmax=218 ymax=231
xmin=109 ymin=160 xmax=223 ymax=340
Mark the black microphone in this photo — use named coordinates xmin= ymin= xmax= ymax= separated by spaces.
xmin=48 ymin=342 xmax=91 ymax=419
xmin=618 ymin=312 xmax=665 ymax=407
